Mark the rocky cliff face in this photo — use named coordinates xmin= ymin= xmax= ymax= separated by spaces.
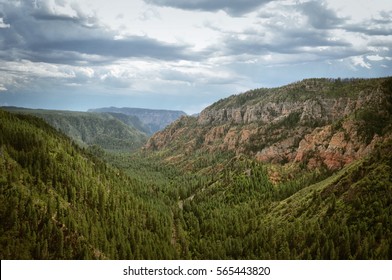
xmin=146 ymin=78 xmax=392 ymax=171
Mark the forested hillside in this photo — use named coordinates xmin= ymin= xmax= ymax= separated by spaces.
xmin=1 ymin=77 xmax=392 ymax=260
xmin=0 ymin=110 xmax=176 ymax=259
xmin=1 ymin=108 xmax=148 ymax=152
xmin=172 ymin=140 xmax=392 ymax=259
xmin=142 ymin=77 xmax=392 ymax=259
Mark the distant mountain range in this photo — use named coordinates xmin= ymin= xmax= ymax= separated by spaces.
xmin=88 ymin=107 xmax=187 ymax=135
xmin=1 ymin=106 xmax=187 ymax=152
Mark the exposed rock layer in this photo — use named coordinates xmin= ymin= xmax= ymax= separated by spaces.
xmin=146 ymin=78 xmax=392 ymax=170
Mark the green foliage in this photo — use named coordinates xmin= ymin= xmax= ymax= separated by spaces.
xmin=123 ymin=137 xmax=392 ymax=260
xmin=174 ymin=140 xmax=392 ymax=259
xmin=0 ymin=110 xmax=175 ymax=259
xmin=2 ymin=108 xmax=148 ymax=152
xmin=355 ymin=109 xmax=387 ymax=143
xmin=1 ymin=76 xmax=392 ymax=260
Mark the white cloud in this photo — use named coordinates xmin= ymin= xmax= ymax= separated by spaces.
xmin=3 ymin=60 xmax=75 ymax=79
xmin=351 ymin=56 xmax=372 ymax=69
xmin=0 ymin=84 xmax=7 ymax=91
xmin=367 ymin=54 xmax=384 ymax=61
xmin=0 ymin=17 xmax=10 ymax=28
xmin=327 ymin=0 xmax=392 ymax=22
xmin=77 ymin=67 xmax=95 ymax=78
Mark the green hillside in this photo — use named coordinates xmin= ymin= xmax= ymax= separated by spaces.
xmin=171 ymin=140 xmax=392 ymax=259
xmin=1 ymin=77 xmax=392 ymax=260
xmin=1 ymin=107 xmax=148 ymax=152
xmin=140 ymin=77 xmax=392 ymax=259
xmin=102 ymin=134 xmax=392 ymax=260
xmin=0 ymin=110 xmax=175 ymax=259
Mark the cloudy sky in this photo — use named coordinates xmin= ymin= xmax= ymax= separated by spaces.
xmin=0 ymin=0 xmax=391 ymax=114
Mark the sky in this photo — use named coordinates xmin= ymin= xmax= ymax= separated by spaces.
xmin=0 ymin=0 xmax=391 ymax=114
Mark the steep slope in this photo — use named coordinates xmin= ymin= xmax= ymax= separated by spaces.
xmin=146 ymin=77 xmax=392 ymax=171
xmin=129 ymin=126 xmax=392 ymax=259
xmin=138 ymin=77 xmax=392 ymax=259
xmin=176 ymin=138 xmax=392 ymax=259
xmin=104 ymin=112 xmax=150 ymax=135
xmin=89 ymin=107 xmax=187 ymax=134
xmin=1 ymin=108 xmax=148 ymax=152
xmin=0 ymin=110 xmax=176 ymax=259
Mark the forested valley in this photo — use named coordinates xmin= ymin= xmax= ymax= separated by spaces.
xmin=1 ymin=77 xmax=392 ymax=259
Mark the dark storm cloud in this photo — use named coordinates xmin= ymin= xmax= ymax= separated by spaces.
xmin=29 ymin=0 xmax=100 ymax=28
xmin=31 ymin=36 xmax=193 ymax=62
xmin=0 ymin=0 xmax=194 ymax=65
xmin=144 ymin=0 xmax=273 ymax=16
xmin=298 ymin=1 xmax=346 ymax=29
xmin=31 ymin=12 xmax=99 ymax=28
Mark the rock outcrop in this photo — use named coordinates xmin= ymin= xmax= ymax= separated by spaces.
xmin=146 ymin=78 xmax=392 ymax=170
